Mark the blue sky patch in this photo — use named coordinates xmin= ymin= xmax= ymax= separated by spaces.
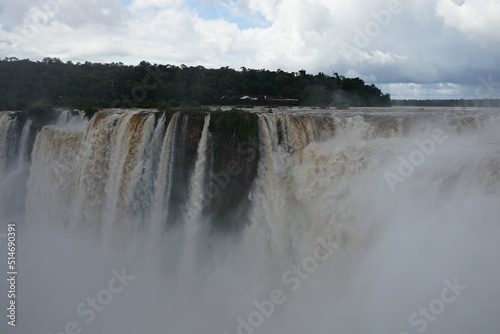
xmin=186 ymin=0 xmax=270 ymax=29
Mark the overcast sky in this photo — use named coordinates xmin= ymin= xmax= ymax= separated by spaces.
xmin=1 ymin=0 xmax=499 ymax=99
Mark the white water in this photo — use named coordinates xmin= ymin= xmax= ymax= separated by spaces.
xmin=185 ymin=114 xmax=211 ymax=231
xmin=0 ymin=113 xmax=14 ymax=172
xmin=149 ymin=113 xmax=178 ymax=250
xmin=1 ymin=108 xmax=500 ymax=333
xmin=0 ymin=113 xmax=32 ymax=222
xmin=16 ymin=119 xmax=32 ymax=169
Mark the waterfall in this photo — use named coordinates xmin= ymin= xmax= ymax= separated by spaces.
xmin=247 ymin=114 xmax=289 ymax=257
xmin=184 ymin=114 xmax=211 ymax=231
xmin=25 ymin=126 xmax=84 ymax=226
xmin=68 ymin=112 xmax=120 ymax=232
xmin=0 ymin=113 xmax=10 ymax=171
xmin=2 ymin=107 xmax=500 ymax=334
xmin=20 ymin=108 xmax=500 ymax=249
xmin=16 ymin=119 xmax=32 ymax=169
xmin=102 ymin=112 xmax=157 ymax=248
xmin=0 ymin=113 xmax=16 ymax=221
xmin=0 ymin=113 xmax=35 ymax=222
xmin=149 ymin=113 xmax=179 ymax=244
xmin=17 ymin=108 xmax=500 ymax=242
xmin=56 ymin=109 xmax=85 ymax=126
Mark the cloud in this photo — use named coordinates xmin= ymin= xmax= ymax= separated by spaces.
xmin=131 ymin=0 xmax=183 ymax=10
xmin=436 ymin=0 xmax=500 ymax=46
xmin=0 ymin=0 xmax=499 ymax=99
xmin=378 ymin=82 xmax=466 ymax=99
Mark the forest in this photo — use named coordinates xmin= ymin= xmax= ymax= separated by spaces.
xmin=0 ymin=57 xmax=391 ymax=111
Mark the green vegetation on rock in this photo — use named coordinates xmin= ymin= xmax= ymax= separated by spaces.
xmin=23 ymin=104 xmax=58 ymax=128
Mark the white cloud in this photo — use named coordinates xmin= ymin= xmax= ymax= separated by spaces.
xmin=130 ymin=0 xmax=183 ymax=10
xmin=436 ymin=0 xmax=500 ymax=46
xmin=378 ymin=82 xmax=464 ymax=99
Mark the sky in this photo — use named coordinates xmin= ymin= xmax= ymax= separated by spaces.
xmin=0 ymin=0 xmax=499 ymax=99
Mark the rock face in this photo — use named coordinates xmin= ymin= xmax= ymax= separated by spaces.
xmin=208 ymin=111 xmax=260 ymax=231
xmin=165 ymin=110 xmax=260 ymax=231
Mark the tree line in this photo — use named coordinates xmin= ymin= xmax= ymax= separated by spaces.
xmin=0 ymin=57 xmax=391 ymax=111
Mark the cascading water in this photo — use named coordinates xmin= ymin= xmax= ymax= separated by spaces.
xmin=184 ymin=114 xmax=211 ymax=231
xmin=1 ymin=107 xmax=500 ymax=334
xmin=0 ymin=112 xmax=36 ymax=222
xmin=0 ymin=113 xmax=13 ymax=172
xmin=16 ymin=119 xmax=32 ymax=169
xmin=149 ymin=113 xmax=178 ymax=246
